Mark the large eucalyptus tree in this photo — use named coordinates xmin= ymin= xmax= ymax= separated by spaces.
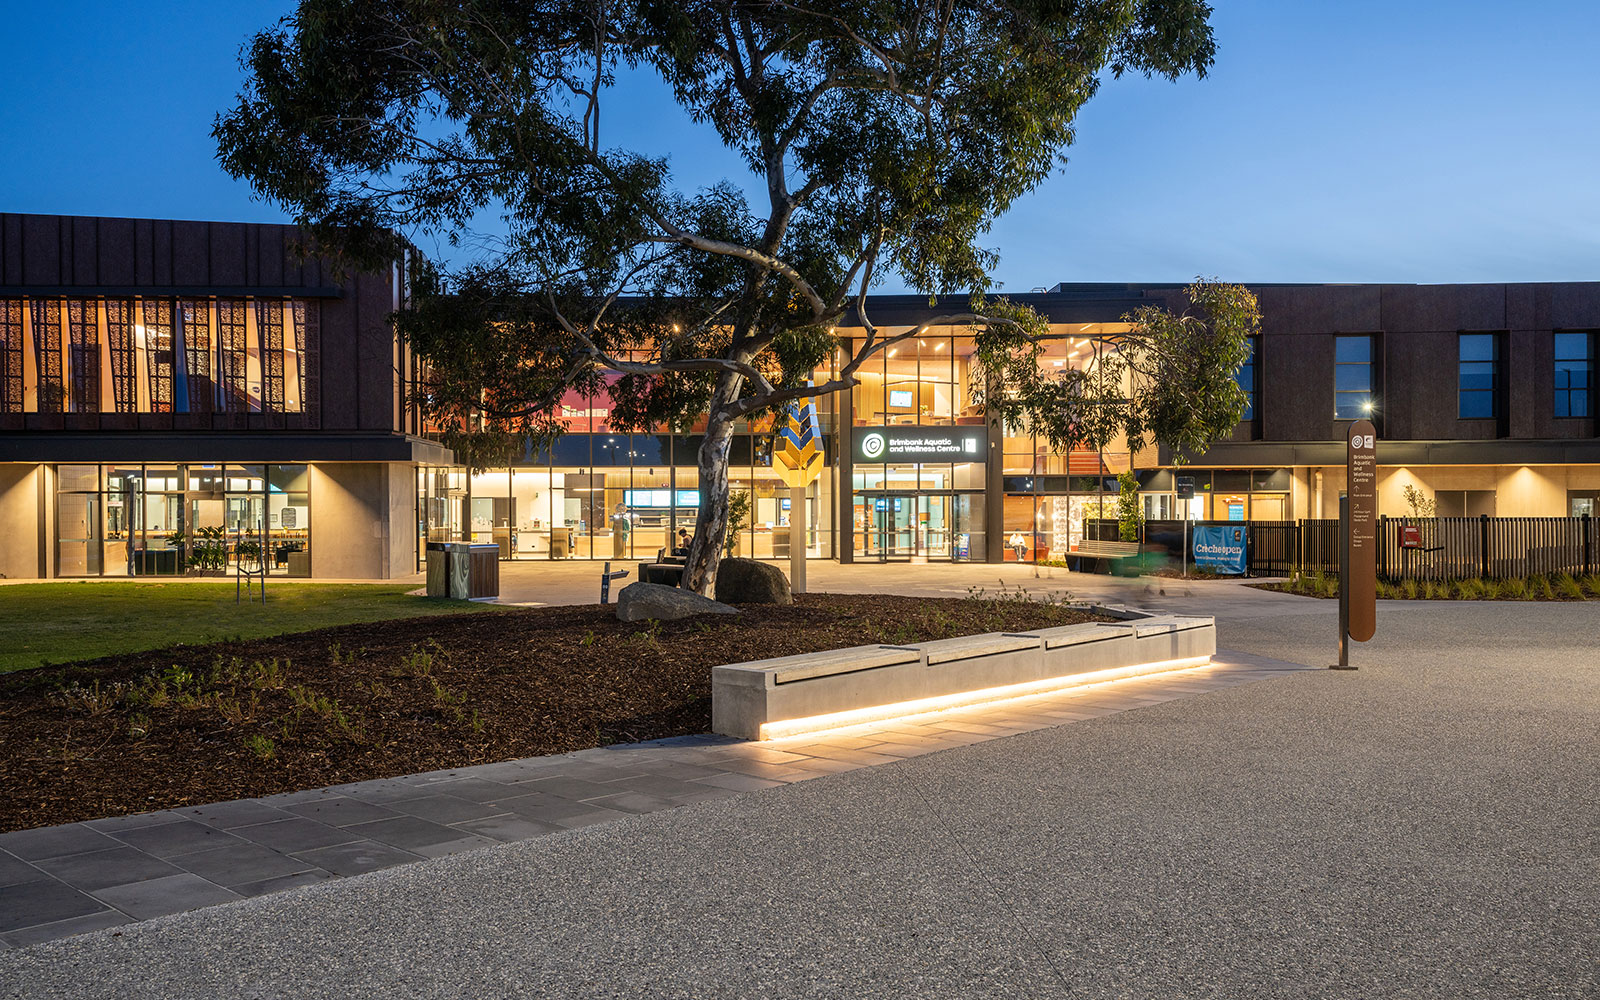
xmin=216 ymin=0 xmax=1226 ymax=592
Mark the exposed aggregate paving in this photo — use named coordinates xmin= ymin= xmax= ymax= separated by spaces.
xmin=0 ymin=599 xmax=1595 ymax=998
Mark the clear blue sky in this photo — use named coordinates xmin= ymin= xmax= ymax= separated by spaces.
xmin=2 ymin=1 xmax=1596 ymax=290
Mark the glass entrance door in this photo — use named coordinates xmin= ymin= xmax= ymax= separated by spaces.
xmin=856 ymin=493 xmax=966 ymax=562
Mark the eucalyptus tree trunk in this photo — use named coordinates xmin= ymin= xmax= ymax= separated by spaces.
xmin=681 ymin=370 xmax=743 ymax=595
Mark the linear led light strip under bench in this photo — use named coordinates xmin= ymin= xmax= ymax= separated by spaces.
xmin=758 ymin=655 xmax=1212 ymax=741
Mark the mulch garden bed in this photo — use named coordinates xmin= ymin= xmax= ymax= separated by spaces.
xmin=0 ymin=594 xmax=1109 ymax=832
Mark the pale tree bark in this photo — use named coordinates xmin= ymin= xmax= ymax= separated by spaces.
xmin=682 ymin=370 xmax=744 ymax=594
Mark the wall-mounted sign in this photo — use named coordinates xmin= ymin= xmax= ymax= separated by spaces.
xmin=1193 ymin=525 xmax=1247 ymax=575
xmin=1400 ymin=524 xmax=1422 ymax=549
xmin=853 ymin=426 xmax=984 ymax=464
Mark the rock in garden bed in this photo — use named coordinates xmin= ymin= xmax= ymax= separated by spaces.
xmin=713 ymin=558 xmax=792 ymax=605
xmin=615 ymin=581 xmax=739 ymax=621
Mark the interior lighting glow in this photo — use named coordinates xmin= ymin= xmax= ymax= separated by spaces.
xmin=757 ymin=655 xmax=1213 ymax=741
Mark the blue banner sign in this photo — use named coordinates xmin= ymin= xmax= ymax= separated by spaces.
xmin=1193 ymin=525 xmax=1247 ymax=575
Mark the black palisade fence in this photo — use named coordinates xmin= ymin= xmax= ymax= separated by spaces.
xmin=1086 ymin=515 xmax=1596 ymax=580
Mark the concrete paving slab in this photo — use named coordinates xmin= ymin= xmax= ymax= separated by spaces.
xmin=0 ymin=881 xmax=108 ymax=934
xmin=228 ymin=818 xmax=360 ymax=855
xmin=108 ymin=822 xmax=245 ymax=859
xmin=167 ymin=845 xmax=316 ymax=888
xmin=33 ymin=848 xmax=180 ymax=892
xmin=88 ymin=875 xmax=241 ymax=922
xmin=288 ymin=843 xmax=421 ymax=878
xmin=0 ymin=826 xmax=118 ymax=862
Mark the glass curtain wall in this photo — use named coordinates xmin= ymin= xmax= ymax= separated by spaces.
xmin=1000 ymin=328 xmax=1134 ymax=561
xmin=425 ymin=368 xmax=840 ymax=564
xmin=54 ymin=463 xmax=311 ymax=577
xmin=849 ymin=331 xmax=985 ymax=561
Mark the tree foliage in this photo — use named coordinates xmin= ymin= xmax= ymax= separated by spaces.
xmin=215 ymin=0 xmax=1221 ymax=591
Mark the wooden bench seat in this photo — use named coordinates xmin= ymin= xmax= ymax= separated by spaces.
xmin=1067 ymin=540 xmax=1143 ymax=576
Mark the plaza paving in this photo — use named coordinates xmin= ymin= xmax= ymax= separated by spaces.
xmin=0 ymin=570 xmax=1595 ymax=997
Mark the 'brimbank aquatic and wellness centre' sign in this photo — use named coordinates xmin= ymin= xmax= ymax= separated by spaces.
xmin=852 ymin=426 xmax=985 ymax=464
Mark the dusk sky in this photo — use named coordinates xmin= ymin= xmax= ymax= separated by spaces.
xmin=2 ymin=1 xmax=1596 ymax=291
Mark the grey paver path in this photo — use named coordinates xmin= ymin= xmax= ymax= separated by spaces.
xmin=0 ymin=592 xmax=1595 ymax=998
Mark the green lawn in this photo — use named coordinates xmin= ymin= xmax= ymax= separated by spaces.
xmin=0 ymin=582 xmax=497 ymax=672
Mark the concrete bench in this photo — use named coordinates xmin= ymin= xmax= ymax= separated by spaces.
xmin=712 ymin=614 xmax=1215 ymax=740
xmin=1067 ymin=540 xmax=1143 ymax=576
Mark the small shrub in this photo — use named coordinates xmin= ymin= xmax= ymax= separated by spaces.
xmin=1583 ymin=575 xmax=1600 ymax=598
xmin=1501 ymin=577 xmax=1528 ymax=600
xmin=1536 ymin=576 xmax=1556 ymax=601
xmin=249 ymin=659 xmax=288 ymax=690
xmin=54 ymin=679 xmax=121 ymax=717
xmin=1400 ymin=578 xmax=1421 ymax=601
xmin=215 ymin=696 xmax=246 ymax=725
xmin=1479 ymin=578 xmax=1503 ymax=600
xmin=429 ymin=678 xmax=469 ymax=725
xmin=396 ymin=645 xmax=435 ymax=678
xmin=1556 ymin=574 xmax=1585 ymax=600
xmin=242 ymin=734 xmax=276 ymax=760
xmin=162 ymin=665 xmax=194 ymax=690
xmin=127 ymin=713 xmax=152 ymax=739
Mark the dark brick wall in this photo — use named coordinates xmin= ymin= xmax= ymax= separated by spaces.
xmin=1252 ymin=282 xmax=1599 ymax=445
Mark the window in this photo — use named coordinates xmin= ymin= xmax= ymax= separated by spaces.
xmin=1555 ymin=332 xmax=1593 ymax=418
xmin=1236 ymin=337 xmax=1257 ymax=420
xmin=1334 ymin=336 xmax=1374 ymax=418
xmin=1458 ymin=333 xmax=1499 ymax=419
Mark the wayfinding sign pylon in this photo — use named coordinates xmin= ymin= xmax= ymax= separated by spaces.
xmin=1334 ymin=419 xmax=1378 ymax=669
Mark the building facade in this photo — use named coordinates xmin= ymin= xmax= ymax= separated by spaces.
xmin=3 ymin=213 xmax=1598 ymax=579
xmin=0 ymin=213 xmax=447 ymax=581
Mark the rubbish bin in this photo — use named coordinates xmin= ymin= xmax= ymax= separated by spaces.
xmin=427 ymin=542 xmax=499 ymax=600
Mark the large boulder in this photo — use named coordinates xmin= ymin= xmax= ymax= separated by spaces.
xmin=615 ymin=582 xmax=740 ymax=622
xmin=714 ymin=558 xmax=793 ymax=605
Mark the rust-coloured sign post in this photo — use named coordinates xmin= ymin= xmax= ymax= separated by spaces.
xmin=1334 ymin=419 xmax=1378 ymax=668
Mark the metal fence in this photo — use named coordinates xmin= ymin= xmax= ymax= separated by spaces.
xmin=1087 ymin=514 xmax=1598 ymax=580
xmin=1377 ymin=515 xmax=1596 ymax=581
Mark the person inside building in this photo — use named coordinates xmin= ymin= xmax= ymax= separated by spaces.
xmin=1009 ymin=531 xmax=1028 ymax=562
xmin=674 ymin=528 xmax=692 ymax=556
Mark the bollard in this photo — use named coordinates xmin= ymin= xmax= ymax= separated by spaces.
xmin=599 ymin=561 xmax=630 ymax=604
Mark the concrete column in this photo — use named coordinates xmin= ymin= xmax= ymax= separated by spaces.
xmin=0 ymin=464 xmax=44 ymax=580
xmin=310 ymin=462 xmax=416 ymax=579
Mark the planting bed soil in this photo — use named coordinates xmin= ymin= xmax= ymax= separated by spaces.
xmin=0 ymin=593 xmax=1109 ymax=832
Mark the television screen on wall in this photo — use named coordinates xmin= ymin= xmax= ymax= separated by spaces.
xmin=888 ymin=388 xmax=913 ymax=408
xmin=623 ymin=489 xmax=700 ymax=508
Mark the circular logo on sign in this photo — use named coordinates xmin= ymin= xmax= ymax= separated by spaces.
xmin=1351 ymin=434 xmax=1363 ymax=448
xmin=861 ymin=432 xmax=886 ymax=460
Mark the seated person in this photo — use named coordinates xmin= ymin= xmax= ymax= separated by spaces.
xmin=673 ymin=527 xmax=693 ymax=556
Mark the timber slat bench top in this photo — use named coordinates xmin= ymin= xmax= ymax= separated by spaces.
xmin=916 ymin=633 xmax=1041 ymax=665
xmin=1073 ymin=540 xmax=1141 ymax=556
xmin=1119 ymin=615 xmax=1211 ymax=637
xmin=1004 ymin=623 xmax=1132 ymax=649
xmin=763 ymin=645 xmax=923 ymax=685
